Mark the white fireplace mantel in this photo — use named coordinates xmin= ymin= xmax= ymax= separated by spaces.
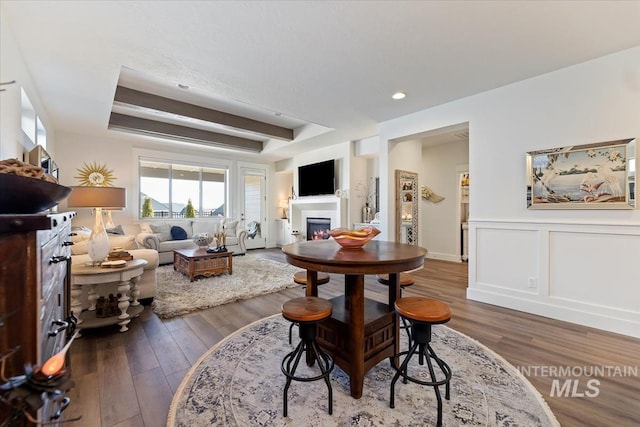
xmin=289 ymin=196 xmax=348 ymax=239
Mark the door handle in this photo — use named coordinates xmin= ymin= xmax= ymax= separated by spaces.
xmin=50 ymin=255 xmax=71 ymax=264
xmin=48 ymin=319 xmax=69 ymax=337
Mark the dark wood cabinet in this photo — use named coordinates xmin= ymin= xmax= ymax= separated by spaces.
xmin=0 ymin=212 xmax=75 ymax=426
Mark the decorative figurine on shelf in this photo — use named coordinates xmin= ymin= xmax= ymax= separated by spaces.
xmin=95 ymin=294 xmax=121 ymax=317
xmin=95 ymin=296 xmax=107 ymax=318
xmin=217 ymin=231 xmax=226 ymax=250
xmin=207 ymin=231 xmax=227 ymax=253
xmin=109 ymin=294 xmax=120 ymax=317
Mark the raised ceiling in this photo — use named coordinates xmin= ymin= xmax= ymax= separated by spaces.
xmin=2 ymin=1 xmax=639 ymax=160
xmin=108 ymin=66 xmax=335 ymax=154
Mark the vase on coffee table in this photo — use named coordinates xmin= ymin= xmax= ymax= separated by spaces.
xmin=193 ymin=233 xmax=213 ymax=248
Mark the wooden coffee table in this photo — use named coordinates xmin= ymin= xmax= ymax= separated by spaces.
xmin=173 ymin=248 xmax=233 ymax=282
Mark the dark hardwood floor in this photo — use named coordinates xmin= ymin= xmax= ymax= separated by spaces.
xmin=64 ymin=249 xmax=640 ymax=426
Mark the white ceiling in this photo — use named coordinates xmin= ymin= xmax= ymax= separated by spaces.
xmin=2 ymin=1 xmax=639 ymax=161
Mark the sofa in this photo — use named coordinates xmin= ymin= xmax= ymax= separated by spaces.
xmin=136 ymin=218 xmax=248 ymax=265
xmin=70 ymin=228 xmax=159 ymax=309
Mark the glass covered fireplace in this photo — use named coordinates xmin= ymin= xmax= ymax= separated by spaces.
xmin=306 ymin=217 xmax=331 ymax=240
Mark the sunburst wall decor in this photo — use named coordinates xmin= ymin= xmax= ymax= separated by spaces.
xmin=75 ymin=162 xmax=116 ymax=187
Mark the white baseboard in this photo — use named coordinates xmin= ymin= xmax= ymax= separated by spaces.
xmin=467 ymin=287 xmax=640 ymax=339
xmin=425 ymin=252 xmax=462 ymax=263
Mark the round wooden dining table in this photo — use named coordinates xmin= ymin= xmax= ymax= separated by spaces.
xmin=282 ymin=239 xmax=427 ymax=399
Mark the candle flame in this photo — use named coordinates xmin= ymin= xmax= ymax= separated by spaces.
xmin=41 ymin=353 xmax=64 ymax=376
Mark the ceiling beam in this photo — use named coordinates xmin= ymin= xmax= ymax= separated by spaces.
xmin=108 ymin=113 xmax=264 ymax=152
xmin=113 ymin=86 xmax=294 ymax=141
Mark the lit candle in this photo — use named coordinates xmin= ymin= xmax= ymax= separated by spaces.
xmin=41 ymin=330 xmax=79 ymax=377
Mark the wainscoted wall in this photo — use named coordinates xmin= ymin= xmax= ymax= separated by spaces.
xmin=467 ymin=220 xmax=640 ymax=338
xmin=380 ymin=47 xmax=639 ymax=337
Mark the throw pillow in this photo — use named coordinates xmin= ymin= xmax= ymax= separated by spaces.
xmin=108 ymin=235 xmax=137 ymax=250
xmin=70 ymin=231 xmax=89 ymax=255
xmin=106 ymin=224 xmax=125 ymax=235
xmin=149 ymin=223 xmax=172 ymax=242
xmin=70 ymin=227 xmax=91 ymax=243
xmin=171 ymin=225 xmax=188 ymax=240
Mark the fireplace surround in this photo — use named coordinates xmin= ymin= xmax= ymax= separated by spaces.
xmin=289 ymin=196 xmax=346 ymax=241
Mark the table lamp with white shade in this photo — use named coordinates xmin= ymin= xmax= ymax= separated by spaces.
xmin=67 ymin=186 xmax=126 ymax=264
xmin=279 ymin=199 xmax=289 ymax=219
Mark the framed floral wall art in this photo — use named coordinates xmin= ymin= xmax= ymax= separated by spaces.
xmin=526 ymin=138 xmax=636 ymax=209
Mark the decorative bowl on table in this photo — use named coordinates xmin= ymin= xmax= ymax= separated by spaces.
xmin=329 ymin=226 xmax=381 ymax=249
xmin=193 ymin=233 xmax=213 ymax=248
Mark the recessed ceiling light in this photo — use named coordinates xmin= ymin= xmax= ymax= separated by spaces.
xmin=392 ymin=92 xmax=406 ymax=100
xmin=177 ymin=83 xmax=189 ymax=89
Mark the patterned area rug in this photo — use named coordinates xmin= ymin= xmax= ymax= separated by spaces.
xmin=152 ymin=255 xmax=301 ymax=319
xmin=168 ymin=315 xmax=560 ymax=426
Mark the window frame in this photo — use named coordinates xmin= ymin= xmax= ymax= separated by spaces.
xmin=136 ymin=153 xmax=231 ymax=220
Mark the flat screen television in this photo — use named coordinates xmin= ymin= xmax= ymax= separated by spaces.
xmin=298 ymin=159 xmax=335 ymax=197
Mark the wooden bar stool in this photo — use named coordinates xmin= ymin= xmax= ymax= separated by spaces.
xmin=377 ymin=273 xmax=415 ymax=346
xmin=390 ymin=296 xmax=452 ymax=427
xmin=281 ymin=296 xmax=335 ymax=417
xmin=289 ymin=271 xmax=331 ymax=344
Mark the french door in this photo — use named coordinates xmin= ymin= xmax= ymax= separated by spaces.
xmin=240 ymin=166 xmax=266 ymax=249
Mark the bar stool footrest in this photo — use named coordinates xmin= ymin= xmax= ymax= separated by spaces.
xmin=390 ymin=347 xmax=452 ymax=388
xmin=282 ymin=321 xmax=335 ymax=417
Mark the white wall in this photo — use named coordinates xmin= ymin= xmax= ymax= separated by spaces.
xmin=0 ymin=12 xmax=55 ymax=160
xmin=380 ymin=47 xmax=640 ymax=337
xmin=421 ymin=139 xmax=469 ymax=261
xmin=352 ymin=136 xmax=381 ymax=226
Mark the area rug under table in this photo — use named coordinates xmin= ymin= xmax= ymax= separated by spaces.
xmin=168 ymin=315 xmax=560 ymax=426
xmin=153 ymin=255 xmax=302 ymax=319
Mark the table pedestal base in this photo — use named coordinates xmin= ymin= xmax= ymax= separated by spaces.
xmin=317 ymin=296 xmax=397 ymax=398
